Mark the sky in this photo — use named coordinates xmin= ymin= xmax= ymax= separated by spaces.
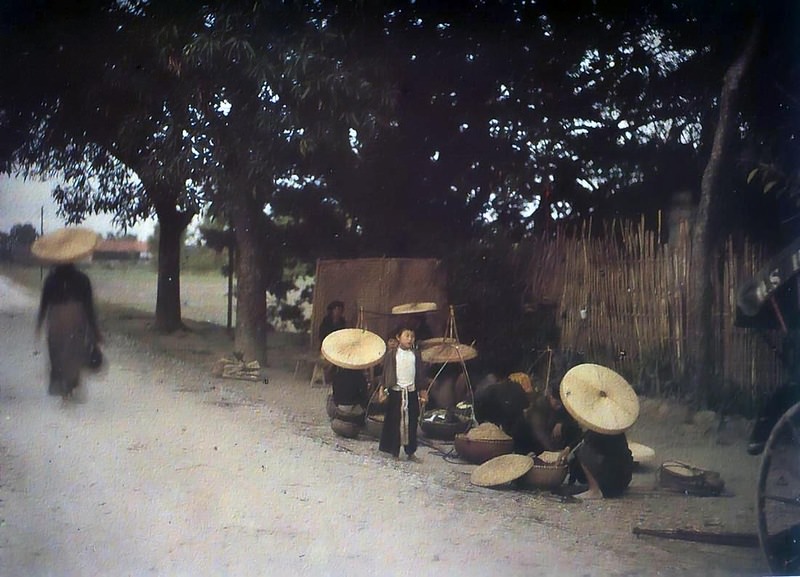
xmin=0 ymin=174 xmax=156 ymax=241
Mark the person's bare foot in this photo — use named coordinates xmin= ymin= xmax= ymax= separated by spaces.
xmin=574 ymin=489 xmax=603 ymax=500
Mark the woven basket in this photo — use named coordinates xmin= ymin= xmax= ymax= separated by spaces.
xmin=520 ymin=463 xmax=568 ymax=490
xmin=453 ymin=434 xmax=514 ymax=464
xmin=364 ymin=414 xmax=384 ymax=438
xmin=419 ymin=418 xmax=470 ymax=441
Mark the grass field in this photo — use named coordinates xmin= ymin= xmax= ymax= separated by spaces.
xmin=1 ymin=262 xmax=232 ymax=326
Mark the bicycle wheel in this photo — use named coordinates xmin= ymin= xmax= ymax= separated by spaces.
xmin=757 ymin=401 xmax=800 ymax=575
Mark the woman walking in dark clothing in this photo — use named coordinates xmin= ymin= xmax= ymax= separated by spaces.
xmin=33 ymin=228 xmax=102 ymax=400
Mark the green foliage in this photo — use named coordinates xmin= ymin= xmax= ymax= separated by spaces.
xmin=9 ymin=223 xmax=38 ymax=246
xmin=181 ymin=245 xmax=225 ymax=273
xmin=3 ymin=0 xmax=797 ymax=355
xmin=443 ymin=241 xmax=541 ymax=373
xmin=266 ymin=275 xmax=314 ymax=332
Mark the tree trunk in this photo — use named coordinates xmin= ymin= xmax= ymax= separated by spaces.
xmin=231 ymin=193 xmax=268 ymax=365
xmin=686 ymin=21 xmax=761 ymax=406
xmin=153 ymin=202 xmax=192 ymax=333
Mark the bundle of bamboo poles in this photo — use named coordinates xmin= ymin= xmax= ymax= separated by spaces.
xmin=523 ymin=232 xmax=568 ymax=306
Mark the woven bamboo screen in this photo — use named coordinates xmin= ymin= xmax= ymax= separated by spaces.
xmin=527 ymin=217 xmax=783 ymax=404
xmin=310 ymin=258 xmax=448 ymax=350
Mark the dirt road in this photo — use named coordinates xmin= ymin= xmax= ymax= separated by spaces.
xmin=0 ymin=275 xmax=768 ymax=576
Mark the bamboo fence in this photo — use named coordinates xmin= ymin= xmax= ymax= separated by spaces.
xmin=524 ymin=217 xmax=784 ymax=410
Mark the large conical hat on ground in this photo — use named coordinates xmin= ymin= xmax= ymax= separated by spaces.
xmin=31 ymin=227 xmax=98 ymax=264
xmin=560 ymin=363 xmax=639 ymax=434
xmin=470 ymin=454 xmax=534 ymax=488
xmin=391 ymin=302 xmax=438 ymax=315
xmin=421 ymin=342 xmax=478 ymax=364
xmin=628 ymin=441 xmax=655 ymax=465
xmin=321 ymin=328 xmax=386 ymax=370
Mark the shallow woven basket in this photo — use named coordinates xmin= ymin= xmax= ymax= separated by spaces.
xmin=331 ymin=419 xmax=361 ymax=439
xmin=521 ymin=463 xmax=568 ymax=490
xmin=419 ymin=418 xmax=470 ymax=441
xmin=453 ymin=434 xmax=514 ymax=464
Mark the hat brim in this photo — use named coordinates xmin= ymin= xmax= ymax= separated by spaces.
xmin=561 ymin=363 xmax=639 ymax=434
xmin=321 ymin=328 xmax=386 ymax=370
xmin=419 ymin=337 xmax=458 ymax=349
xmin=31 ymin=227 xmax=98 ymax=264
xmin=471 ymin=454 xmax=534 ymax=487
xmin=421 ymin=342 xmax=478 ymax=364
xmin=391 ymin=302 xmax=438 ymax=315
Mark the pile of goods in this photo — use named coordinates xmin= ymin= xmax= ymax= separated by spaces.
xmin=211 ymin=357 xmax=262 ymax=381
xmin=420 ymin=407 xmax=471 ymax=440
xmin=466 ymin=422 xmax=512 ymax=441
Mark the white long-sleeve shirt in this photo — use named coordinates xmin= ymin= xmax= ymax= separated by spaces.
xmin=395 ymin=347 xmax=416 ymax=387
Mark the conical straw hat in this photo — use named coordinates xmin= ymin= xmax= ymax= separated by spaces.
xmin=321 ymin=328 xmax=386 ymax=370
xmin=470 ymin=454 xmax=534 ymax=488
xmin=31 ymin=227 xmax=98 ymax=264
xmin=391 ymin=302 xmax=438 ymax=315
xmin=421 ymin=342 xmax=478 ymax=364
xmin=560 ymin=364 xmax=639 ymax=434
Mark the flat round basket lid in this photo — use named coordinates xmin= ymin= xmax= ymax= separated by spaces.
xmin=421 ymin=342 xmax=478 ymax=363
xmin=418 ymin=336 xmax=458 ymax=349
xmin=628 ymin=441 xmax=655 ymax=464
xmin=561 ymin=363 xmax=639 ymax=434
xmin=31 ymin=227 xmax=98 ymax=264
xmin=471 ymin=454 xmax=534 ymax=487
xmin=391 ymin=302 xmax=438 ymax=315
xmin=321 ymin=328 xmax=386 ymax=370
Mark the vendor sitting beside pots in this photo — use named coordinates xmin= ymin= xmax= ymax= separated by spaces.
xmin=558 ymin=363 xmax=637 ymax=500
xmin=570 ymin=430 xmax=633 ymax=500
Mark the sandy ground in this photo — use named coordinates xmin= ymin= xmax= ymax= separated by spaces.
xmin=0 ymin=271 xmax=773 ymax=576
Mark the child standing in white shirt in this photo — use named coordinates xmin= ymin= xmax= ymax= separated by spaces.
xmin=379 ymin=327 xmax=425 ymax=460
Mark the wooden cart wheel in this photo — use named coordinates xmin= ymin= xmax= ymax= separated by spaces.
xmin=757 ymin=400 xmax=800 ymax=575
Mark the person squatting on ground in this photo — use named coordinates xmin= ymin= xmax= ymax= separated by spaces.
xmin=527 ymin=378 xmax=582 ymax=455
xmin=379 ymin=327 xmax=425 ymax=461
xmin=331 ymin=367 xmax=369 ymax=423
xmin=36 ymin=263 xmax=102 ymax=400
xmin=569 ymin=430 xmax=634 ymax=500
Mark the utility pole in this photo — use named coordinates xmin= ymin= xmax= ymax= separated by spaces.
xmin=39 ymin=206 xmax=44 ymax=281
